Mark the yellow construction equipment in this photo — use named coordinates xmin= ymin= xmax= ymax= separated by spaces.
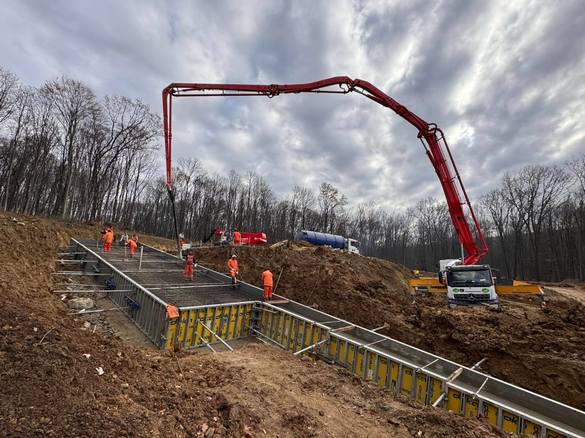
xmin=410 ymin=276 xmax=543 ymax=296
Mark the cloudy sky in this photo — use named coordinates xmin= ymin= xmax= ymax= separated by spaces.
xmin=1 ymin=0 xmax=584 ymax=209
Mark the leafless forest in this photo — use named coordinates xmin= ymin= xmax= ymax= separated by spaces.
xmin=1 ymin=67 xmax=583 ymax=281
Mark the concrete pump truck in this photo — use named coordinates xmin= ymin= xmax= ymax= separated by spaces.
xmin=161 ymin=76 xmax=497 ymax=307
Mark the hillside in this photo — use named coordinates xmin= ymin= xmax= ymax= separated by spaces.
xmin=193 ymin=243 xmax=585 ymax=410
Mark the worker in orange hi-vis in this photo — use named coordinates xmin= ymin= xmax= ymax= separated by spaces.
xmin=233 ymin=228 xmax=241 ymax=246
xmin=184 ymin=250 xmax=196 ymax=281
xmin=104 ymin=226 xmax=114 ymax=252
xmin=127 ymin=237 xmax=137 ymax=258
xmin=262 ymin=269 xmax=273 ymax=301
xmin=227 ymin=254 xmax=239 ymax=288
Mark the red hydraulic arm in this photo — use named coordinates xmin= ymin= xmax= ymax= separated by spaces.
xmin=162 ymin=76 xmax=488 ymax=264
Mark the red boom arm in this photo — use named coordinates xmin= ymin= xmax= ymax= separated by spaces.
xmin=162 ymin=76 xmax=488 ymax=264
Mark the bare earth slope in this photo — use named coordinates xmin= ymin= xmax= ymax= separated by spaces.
xmin=193 ymin=243 xmax=585 ymax=410
xmin=0 ymin=214 xmax=500 ymax=437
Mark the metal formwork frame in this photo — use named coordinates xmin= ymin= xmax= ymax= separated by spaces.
xmin=67 ymin=239 xmax=585 ymax=437
xmin=71 ymin=239 xmax=170 ymax=347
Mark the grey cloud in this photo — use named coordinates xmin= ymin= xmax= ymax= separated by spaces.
xmin=0 ymin=0 xmax=583 ymax=211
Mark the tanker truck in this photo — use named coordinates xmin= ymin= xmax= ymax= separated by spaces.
xmin=295 ymin=230 xmax=360 ymax=255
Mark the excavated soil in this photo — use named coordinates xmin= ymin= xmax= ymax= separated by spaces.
xmin=192 ymin=242 xmax=585 ymax=410
xmin=0 ymin=213 xmax=502 ymax=437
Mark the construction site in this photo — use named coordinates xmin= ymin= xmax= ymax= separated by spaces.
xmin=0 ymin=208 xmax=583 ymax=437
xmin=1 ymin=4 xmax=585 ymax=434
xmin=1 ymin=75 xmax=585 ymax=437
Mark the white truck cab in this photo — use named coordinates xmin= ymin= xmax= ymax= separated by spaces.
xmin=346 ymin=238 xmax=360 ymax=255
xmin=439 ymin=260 xmax=499 ymax=308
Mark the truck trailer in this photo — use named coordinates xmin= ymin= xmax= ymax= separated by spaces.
xmin=295 ymin=230 xmax=360 ymax=255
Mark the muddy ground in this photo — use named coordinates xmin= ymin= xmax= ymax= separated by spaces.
xmin=0 ymin=213 xmax=502 ymax=437
xmin=192 ymin=242 xmax=585 ymax=410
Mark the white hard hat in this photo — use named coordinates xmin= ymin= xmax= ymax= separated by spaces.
xmin=231 ymin=254 xmax=237 ymax=258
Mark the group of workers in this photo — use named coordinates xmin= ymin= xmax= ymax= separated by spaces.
xmin=182 ymin=252 xmax=273 ymax=301
xmin=101 ymin=225 xmax=139 ymax=257
xmin=227 ymin=254 xmax=273 ymax=300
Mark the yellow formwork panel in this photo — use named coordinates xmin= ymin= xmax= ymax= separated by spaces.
xmin=522 ymin=420 xmax=541 ymax=436
xmin=483 ymin=403 xmax=498 ymax=426
xmin=389 ymin=362 xmax=399 ymax=391
xmin=211 ymin=307 xmax=222 ymax=341
xmin=347 ymin=344 xmax=355 ymax=369
xmin=195 ymin=309 xmax=206 ymax=345
xmin=220 ymin=306 xmax=231 ymax=338
xmin=226 ymin=306 xmax=237 ymax=339
xmin=287 ymin=317 xmax=296 ymax=351
xmin=447 ymin=388 xmax=463 ymax=413
xmin=260 ymin=307 xmax=270 ymax=334
xmin=295 ymin=321 xmax=304 ymax=351
xmin=337 ymin=340 xmax=347 ymax=365
xmin=240 ymin=304 xmax=251 ymax=336
xmin=177 ymin=310 xmax=188 ymax=343
xmin=415 ymin=373 xmax=428 ymax=404
xmin=312 ymin=326 xmax=320 ymax=345
xmin=203 ymin=307 xmax=214 ymax=343
xmin=329 ymin=338 xmax=338 ymax=358
xmin=464 ymin=396 xmax=479 ymax=417
xmin=366 ymin=352 xmax=377 ymax=380
xmin=430 ymin=378 xmax=443 ymax=405
xmin=377 ymin=357 xmax=388 ymax=387
xmin=276 ymin=313 xmax=285 ymax=344
xmin=502 ymin=411 xmax=520 ymax=434
xmin=185 ymin=310 xmax=197 ymax=347
xmin=291 ymin=319 xmax=299 ymax=351
xmin=282 ymin=315 xmax=291 ymax=349
xmin=355 ymin=349 xmax=365 ymax=375
xmin=165 ymin=319 xmax=178 ymax=350
xmin=303 ymin=323 xmax=313 ymax=348
xmin=401 ymin=367 xmax=414 ymax=396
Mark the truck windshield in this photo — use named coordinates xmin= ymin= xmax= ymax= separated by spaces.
xmin=447 ymin=269 xmax=492 ymax=286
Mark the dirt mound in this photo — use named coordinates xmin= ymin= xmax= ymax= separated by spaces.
xmin=0 ymin=213 xmax=504 ymax=437
xmin=193 ymin=245 xmax=585 ymax=410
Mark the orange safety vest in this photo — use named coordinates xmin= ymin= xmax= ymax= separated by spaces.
xmin=228 ymin=259 xmax=239 ymax=272
xmin=105 ymin=231 xmax=114 ymax=244
xmin=233 ymin=231 xmax=241 ymax=244
xmin=128 ymin=239 xmax=137 ymax=251
xmin=262 ymin=270 xmax=273 ymax=287
xmin=185 ymin=254 xmax=194 ymax=266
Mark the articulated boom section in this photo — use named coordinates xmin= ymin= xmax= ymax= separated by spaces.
xmin=162 ymin=76 xmax=488 ymax=264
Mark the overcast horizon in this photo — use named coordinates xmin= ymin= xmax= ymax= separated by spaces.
xmin=1 ymin=0 xmax=584 ymax=210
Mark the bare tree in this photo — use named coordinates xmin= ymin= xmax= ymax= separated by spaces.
xmin=318 ymin=182 xmax=347 ymax=233
xmin=0 ymin=67 xmax=19 ymax=124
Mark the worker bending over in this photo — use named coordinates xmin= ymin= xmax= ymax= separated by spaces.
xmin=262 ymin=269 xmax=273 ymax=301
xmin=228 ymin=254 xmax=239 ymax=288
xmin=103 ymin=226 xmax=114 ymax=252
xmin=184 ymin=250 xmax=196 ymax=281
xmin=128 ymin=237 xmax=137 ymax=258
xmin=233 ymin=228 xmax=241 ymax=246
